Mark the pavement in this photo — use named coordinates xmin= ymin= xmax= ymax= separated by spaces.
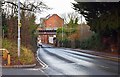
xmin=2 ymin=64 xmax=36 ymax=68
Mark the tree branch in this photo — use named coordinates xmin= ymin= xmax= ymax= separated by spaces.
xmin=2 ymin=1 xmax=50 ymax=13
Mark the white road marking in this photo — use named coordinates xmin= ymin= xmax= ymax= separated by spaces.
xmin=37 ymin=48 xmax=48 ymax=69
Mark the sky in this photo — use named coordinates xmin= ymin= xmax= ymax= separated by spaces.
xmin=35 ymin=0 xmax=119 ymax=24
xmin=75 ymin=0 xmax=120 ymax=2
xmin=42 ymin=0 xmax=76 ymax=15
xmin=35 ymin=0 xmax=120 ymax=24
xmin=6 ymin=0 xmax=119 ymax=24
xmin=35 ymin=0 xmax=81 ymax=24
xmin=20 ymin=0 xmax=86 ymax=24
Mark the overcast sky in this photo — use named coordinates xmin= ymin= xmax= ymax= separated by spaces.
xmin=36 ymin=0 xmax=120 ymax=24
xmin=75 ymin=0 xmax=119 ymax=2
xmin=35 ymin=0 xmax=78 ymax=24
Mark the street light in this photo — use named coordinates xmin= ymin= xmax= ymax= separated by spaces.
xmin=18 ymin=0 xmax=21 ymax=60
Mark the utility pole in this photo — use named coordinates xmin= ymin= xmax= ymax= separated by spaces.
xmin=62 ymin=25 xmax=63 ymax=47
xmin=18 ymin=0 xmax=21 ymax=60
xmin=80 ymin=15 xmax=82 ymax=40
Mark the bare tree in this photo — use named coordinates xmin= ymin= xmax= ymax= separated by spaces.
xmin=62 ymin=12 xmax=80 ymax=24
xmin=2 ymin=0 xmax=50 ymax=17
xmin=2 ymin=0 xmax=50 ymax=51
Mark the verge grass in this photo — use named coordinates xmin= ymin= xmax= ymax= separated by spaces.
xmin=2 ymin=39 xmax=35 ymax=65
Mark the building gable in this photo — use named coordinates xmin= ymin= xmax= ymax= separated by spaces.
xmin=44 ymin=14 xmax=64 ymax=30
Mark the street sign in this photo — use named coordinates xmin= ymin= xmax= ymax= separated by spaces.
xmin=18 ymin=22 xmax=21 ymax=27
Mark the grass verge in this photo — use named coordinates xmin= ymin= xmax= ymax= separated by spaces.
xmin=2 ymin=39 xmax=35 ymax=65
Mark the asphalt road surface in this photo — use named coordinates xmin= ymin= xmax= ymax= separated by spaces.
xmin=2 ymin=44 xmax=119 ymax=77
xmin=37 ymin=45 xmax=119 ymax=76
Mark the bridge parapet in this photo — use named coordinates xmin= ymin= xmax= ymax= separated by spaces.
xmin=38 ymin=30 xmax=56 ymax=35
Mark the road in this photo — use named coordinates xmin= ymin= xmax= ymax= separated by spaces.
xmin=2 ymin=67 xmax=45 ymax=75
xmin=2 ymin=44 xmax=119 ymax=77
xmin=37 ymin=45 xmax=119 ymax=76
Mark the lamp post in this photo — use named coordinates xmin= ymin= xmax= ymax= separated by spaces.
xmin=18 ymin=0 xmax=21 ymax=60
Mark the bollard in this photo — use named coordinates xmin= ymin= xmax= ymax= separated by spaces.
xmin=7 ymin=53 xmax=11 ymax=65
xmin=2 ymin=50 xmax=8 ymax=60
xmin=6 ymin=50 xmax=11 ymax=65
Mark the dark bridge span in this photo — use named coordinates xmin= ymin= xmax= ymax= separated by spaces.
xmin=38 ymin=30 xmax=56 ymax=35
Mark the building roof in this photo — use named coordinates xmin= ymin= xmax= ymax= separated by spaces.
xmin=45 ymin=14 xmax=64 ymax=21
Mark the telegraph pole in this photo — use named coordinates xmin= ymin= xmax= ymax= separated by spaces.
xmin=80 ymin=15 xmax=82 ymax=40
xmin=62 ymin=23 xmax=63 ymax=47
xmin=18 ymin=0 xmax=21 ymax=60
xmin=62 ymin=21 xmax=64 ymax=47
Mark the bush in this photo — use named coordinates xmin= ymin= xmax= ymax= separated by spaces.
xmin=58 ymin=39 xmax=71 ymax=48
xmin=75 ymin=40 xmax=80 ymax=48
xmin=80 ymin=33 xmax=105 ymax=50
xmin=57 ymin=33 xmax=106 ymax=51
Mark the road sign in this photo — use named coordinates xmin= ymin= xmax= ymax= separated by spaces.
xmin=18 ymin=22 xmax=21 ymax=27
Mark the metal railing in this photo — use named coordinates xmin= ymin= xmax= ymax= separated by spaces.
xmin=0 ymin=49 xmax=11 ymax=65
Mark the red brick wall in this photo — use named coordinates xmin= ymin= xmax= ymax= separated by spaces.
xmin=44 ymin=14 xmax=64 ymax=29
xmin=40 ymin=35 xmax=48 ymax=44
xmin=40 ymin=14 xmax=64 ymax=44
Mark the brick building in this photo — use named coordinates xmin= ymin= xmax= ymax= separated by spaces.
xmin=38 ymin=14 xmax=64 ymax=44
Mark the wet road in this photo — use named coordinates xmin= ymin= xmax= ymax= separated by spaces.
xmin=38 ymin=45 xmax=119 ymax=75
xmin=2 ymin=45 xmax=119 ymax=77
